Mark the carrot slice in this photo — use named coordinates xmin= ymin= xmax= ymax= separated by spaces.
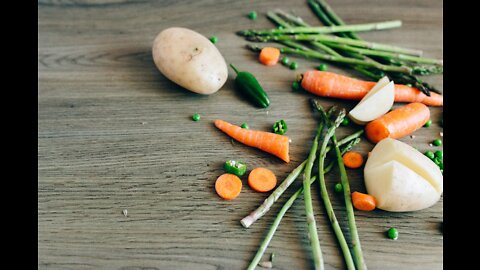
xmin=259 ymin=47 xmax=280 ymax=66
xmin=352 ymin=191 xmax=376 ymax=211
xmin=365 ymin=102 xmax=430 ymax=143
xmin=248 ymin=167 xmax=277 ymax=192
xmin=343 ymin=151 xmax=364 ymax=169
xmin=215 ymin=173 xmax=242 ymax=200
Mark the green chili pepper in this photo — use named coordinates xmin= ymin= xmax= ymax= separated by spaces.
xmin=273 ymin=119 xmax=288 ymax=135
xmin=230 ymin=64 xmax=270 ymax=108
xmin=224 ymin=160 xmax=247 ymax=176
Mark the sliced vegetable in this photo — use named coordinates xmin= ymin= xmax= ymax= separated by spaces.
xmin=224 ymin=160 xmax=247 ymax=176
xmin=215 ymin=173 xmax=242 ymax=200
xmin=343 ymin=151 xmax=364 ymax=169
xmin=214 ymin=119 xmax=290 ymax=162
xmin=230 ymin=64 xmax=270 ymax=108
xmin=351 ymin=191 xmax=376 ymax=211
xmin=272 ymin=119 xmax=288 ymax=135
xmin=365 ymin=102 xmax=430 ymax=143
xmin=300 ymin=71 xmax=443 ymax=106
xmin=259 ymin=47 xmax=281 ymax=66
xmin=387 ymin=228 xmax=399 ymax=240
xmin=248 ymin=167 xmax=277 ymax=192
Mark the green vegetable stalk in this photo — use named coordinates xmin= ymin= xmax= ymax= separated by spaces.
xmin=230 ymin=64 xmax=270 ymax=108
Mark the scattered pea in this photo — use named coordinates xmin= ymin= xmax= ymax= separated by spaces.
xmin=192 ymin=113 xmax=200 ymax=121
xmin=209 ymin=35 xmax=218 ymax=44
xmin=248 ymin=11 xmax=257 ymax=20
xmin=334 ymin=183 xmax=343 ymax=193
xmin=241 ymin=123 xmax=249 ymax=129
xmin=424 ymin=151 xmax=435 ymax=160
xmin=317 ymin=63 xmax=328 ymax=71
xmin=281 ymin=56 xmax=290 ymax=65
xmin=434 ymin=150 xmax=443 ymax=159
xmin=387 ymin=227 xmax=399 ymax=240
xmin=433 ymin=157 xmax=441 ymax=166
xmin=277 ymin=25 xmax=284 ymax=29
xmin=341 ymin=118 xmax=350 ymax=126
xmin=432 ymin=138 xmax=442 ymax=146
xmin=289 ymin=61 xmax=298 ymax=70
xmin=292 ymin=81 xmax=300 ymax=91
xmin=405 ymin=83 xmax=412 ymax=87
xmin=423 ymin=119 xmax=432 ymax=127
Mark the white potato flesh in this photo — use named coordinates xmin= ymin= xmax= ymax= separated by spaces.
xmin=359 ymin=76 xmax=390 ymax=104
xmin=152 ymin=27 xmax=228 ymax=95
xmin=364 ymin=138 xmax=443 ymax=212
xmin=364 ymin=160 xmax=441 ymax=212
xmin=348 ymin=80 xmax=394 ymax=125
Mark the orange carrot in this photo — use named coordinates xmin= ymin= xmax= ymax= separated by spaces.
xmin=259 ymin=47 xmax=280 ymax=66
xmin=248 ymin=167 xmax=277 ymax=192
xmin=352 ymin=191 xmax=376 ymax=211
xmin=215 ymin=173 xmax=242 ymax=200
xmin=214 ymin=119 xmax=290 ymax=163
xmin=300 ymin=71 xmax=443 ymax=106
xmin=342 ymin=151 xmax=364 ymax=169
xmin=365 ymin=102 xmax=430 ymax=143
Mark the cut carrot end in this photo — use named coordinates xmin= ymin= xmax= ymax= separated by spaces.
xmin=259 ymin=47 xmax=280 ymax=66
xmin=343 ymin=151 xmax=364 ymax=169
xmin=352 ymin=191 xmax=376 ymax=211
xmin=215 ymin=173 xmax=242 ymax=200
xmin=248 ymin=168 xmax=277 ymax=192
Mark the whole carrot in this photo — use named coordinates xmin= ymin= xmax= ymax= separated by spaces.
xmin=214 ymin=119 xmax=290 ymax=163
xmin=365 ymin=102 xmax=430 ymax=143
xmin=300 ymin=71 xmax=443 ymax=106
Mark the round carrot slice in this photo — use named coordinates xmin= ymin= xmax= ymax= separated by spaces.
xmin=248 ymin=167 xmax=277 ymax=192
xmin=352 ymin=191 xmax=376 ymax=211
xmin=343 ymin=151 xmax=364 ymax=169
xmin=215 ymin=173 xmax=242 ymax=200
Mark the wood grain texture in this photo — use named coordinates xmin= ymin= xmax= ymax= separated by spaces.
xmin=38 ymin=0 xmax=443 ymax=269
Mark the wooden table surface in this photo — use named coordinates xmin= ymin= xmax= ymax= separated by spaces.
xmin=38 ymin=0 xmax=443 ymax=269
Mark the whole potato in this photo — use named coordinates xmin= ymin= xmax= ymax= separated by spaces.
xmin=152 ymin=27 xmax=228 ymax=95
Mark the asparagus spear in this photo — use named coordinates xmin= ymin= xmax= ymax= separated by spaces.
xmin=237 ymin=20 xmax=402 ymax=36
xmin=245 ymin=138 xmax=360 ymax=270
xmin=240 ymin=129 xmax=364 ymax=228
xmin=312 ymin=0 xmax=361 ymax=40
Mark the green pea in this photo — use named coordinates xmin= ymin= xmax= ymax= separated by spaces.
xmin=334 ymin=183 xmax=343 ymax=193
xmin=317 ymin=64 xmax=328 ymax=71
xmin=434 ymin=150 xmax=443 ymax=159
xmin=209 ymin=36 xmax=218 ymax=44
xmin=438 ymin=161 xmax=443 ymax=170
xmin=423 ymin=119 xmax=432 ymax=127
xmin=241 ymin=123 xmax=249 ymax=129
xmin=192 ymin=113 xmax=200 ymax=121
xmin=424 ymin=151 xmax=435 ymax=160
xmin=433 ymin=157 xmax=441 ymax=166
xmin=247 ymin=11 xmax=257 ymax=20
xmin=281 ymin=56 xmax=290 ymax=65
xmin=289 ymin=61 xmax=298 ymax=70
xmin=277 ymin=25 xmax=284 ymax=29
xmin=387 ymin=227 xmax=399 ymax=240
xmin=405 ymin=83 xmax=412 ymax=87
xmin=292 ymin=81 xmax=300 ymax=91
xmin=341 ymin=118 xmax=350 ymax=126
xmin=432 ymin=138 xmax=442 ymax=146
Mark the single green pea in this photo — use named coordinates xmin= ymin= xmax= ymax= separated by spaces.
xmin=341 ymin=118 xmax=350 ymax=126
xmin=334 ymin=183 xmax=343 ymax=193
xmin=424 ymin=151 xmax=435 ymax=160
xmin=317 ymin=63 xmax=328 ymax=71
xmin=432 ymin=138 xmax=442 ymax=146
xmin=281 ymin=56 xmax=290 ymax=65
xmin=289 ymin=61 xmax=298 ymax=70
xmin=434 ymin=150 xmax=443 ymax=159
xmin=209 ymin=36 xmax=218 ymax=44
xmin=192 ymin=113 xmax=200 ymax=121
xmin=241 ymin=123 xmax=249 ymax=129
xmin=387 ymin=227 xmax=399 ymax=240
xmin=423 ymin=119 xmax=432 ymax=127
xmin=292 ymin=81 xmax=300 ymax=91
xmin=248 ymin=11 xmax=257 ymax=20
xmin=433 ymin=157 xmax=441 ymax=166
xmin=405 ymin=83 xmax=412 ymax=87
xmin=277 ymin=25 xmax=284 ymax=29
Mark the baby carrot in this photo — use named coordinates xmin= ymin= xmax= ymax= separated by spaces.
xmin=352 ymin=191 xmax=376 ymax=211
xmin=365 ymin=102 xmax=430 ymax=143
xmin=300 ymin=71 xmax=443 ymax=106
xmin=214 ymin=119 xmax=290 ymax=163
xmin=248 ymin=167 xmax=277 ymax=192
xmin=342 ymin=151 xmax=364 ymax=169
xmin=259 ymin=47 xmax=281 ymax=66
xmin=215 ymin=173 xmax=242 ymax=200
